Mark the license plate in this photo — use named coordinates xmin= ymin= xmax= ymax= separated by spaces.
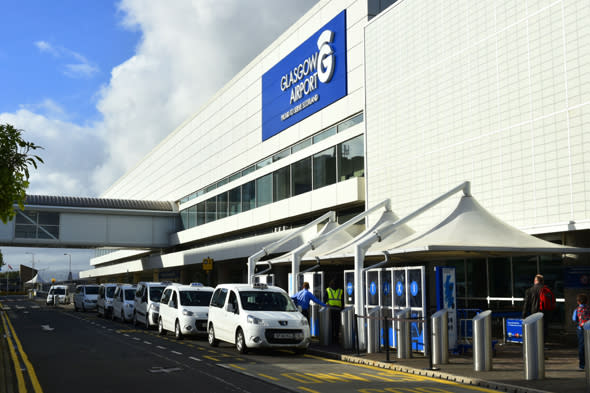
xmin=274 ymin=333 xmax=293 ymax=339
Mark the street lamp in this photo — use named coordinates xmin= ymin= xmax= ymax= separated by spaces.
xmin=64 ymin=253 xmax=72 ymax=281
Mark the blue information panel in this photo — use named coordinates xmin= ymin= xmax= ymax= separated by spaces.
xmin=261 ymin=10 xmax=348 ymax=141
xmin=506 ymin=319 xmax=523 ymax=343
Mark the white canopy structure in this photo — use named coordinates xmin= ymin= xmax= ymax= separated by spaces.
xmin=25 ymin=273 xmax=45 ymax=285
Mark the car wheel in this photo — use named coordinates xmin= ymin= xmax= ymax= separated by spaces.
xmin=294 ymin=348 xmax=307 ymax=355
xmin=158 ymin=318 xmax=166 ymax=336
xmin=111 ymin=309 xmax=116 ymax=321
xmin=145 ymin=314 xmax=150 ymax=330
xmin=82 ymin=304 xmax=86 ymax=312
xmin=236 ymin=328 xmax=248 ymax=354
xmin=133 ymin=312 xmax=137 ymax=327
xmin=175 ymin=320 xmax=183 ymax=340
xmin=208 ymin=324 xmax=219 ymax=347
xmin=74 ymin=303 xmax=78 ymax=312
xmin=121 ymin=311 xmax=125 ymax=322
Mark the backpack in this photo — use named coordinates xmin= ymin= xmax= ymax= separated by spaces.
xmin=539 ymin=286 xmax=556 ymax=311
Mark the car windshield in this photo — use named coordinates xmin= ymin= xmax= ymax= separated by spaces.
xmin=239 ymin=291 xmax=297 ymax=311
xmin=85 ymin=286 xmax=99 ymax=295
xmin=149 ymin=287 xmax=165 ymax=302
xmin=106 ymin=287 xmax=116 ymax=297
xmin=179 ymin=290 xmax=212 ymax=306
xmin=54 ymin=288 xmax=65 ymax=295
xmin=124 ymin=289 xmax=135 ymax=300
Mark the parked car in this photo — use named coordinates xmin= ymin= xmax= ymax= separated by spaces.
xmin=46 ymin=285 xmax=70 ymax=305
xmin=97 ymin=283 xmax=118 ymax=318
xmin=158 ymin=283 xmax=214 ymax=339
xmin=207 ymin=283 xmax=310 ymax=354
xmin=133 ymin=281 xmax=168 ymax=328
xmin=112 ymin=284 xmax=137 ymax=322
xmin=73 ymin=284 xmax=99 ymax=311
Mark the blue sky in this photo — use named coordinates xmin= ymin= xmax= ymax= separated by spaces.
xmin=0 ymin=0 xmax=317 ymax=278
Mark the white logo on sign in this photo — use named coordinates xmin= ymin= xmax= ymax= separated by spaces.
xmin=317 ymin=30 xmax=335 ymax=83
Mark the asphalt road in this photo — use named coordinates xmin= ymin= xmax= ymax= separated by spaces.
xmin=1 ymin=295 xmax=500 ymax=393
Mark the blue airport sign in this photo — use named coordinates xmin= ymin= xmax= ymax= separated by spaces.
xmin=261 ymin=10 xmax=347 ymax=141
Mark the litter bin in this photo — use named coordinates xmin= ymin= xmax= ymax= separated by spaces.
xmin=473 ymin=309 xmax=493 ymax=371
xmin=432 ymin=309 xmax=449 ymax=365
xmin=395 ymin=308 xmax=411 ymax=359
xmin=367 ymin=306 xmax=382 ymax=354
xmin=523 ymin=312 xmax=544 ymax=380
xmin=341 ymin=306 xmax=355 ymax=350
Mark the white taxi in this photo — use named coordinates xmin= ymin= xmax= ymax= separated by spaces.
xmin=207 ymin=283 xmax=310 ymax=354
xmin=158 ymin=283 xmax=214 ymax=339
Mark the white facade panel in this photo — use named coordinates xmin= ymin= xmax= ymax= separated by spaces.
xmin=365 ymin=0 xmax=590 ymax=233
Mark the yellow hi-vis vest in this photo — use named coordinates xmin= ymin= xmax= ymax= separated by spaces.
xmin=326 ymin=287 xmax=343 ymax=307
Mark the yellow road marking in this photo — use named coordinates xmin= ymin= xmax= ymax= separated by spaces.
xmin=3 ymin=310 xmax=44 ymax=393
xmin=258 ymin=373 xmax=280 ymax=381
xmin=228 ymin=363 xmax=246 ymax=370
xmin=281 ymin=373 xmax=323 ymax=383
xmin=297 ymin=387 xmax=321 ymax=393
xmin=1 ymin=312 xmax=26 ymax=393
xmin=203 ymin=355 xmax=220 ymax=361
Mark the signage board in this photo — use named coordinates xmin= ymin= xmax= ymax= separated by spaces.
xmin=261 ymin=10 xmax=347 ymax=141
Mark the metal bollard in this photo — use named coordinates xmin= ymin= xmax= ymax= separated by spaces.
xmin=341 ymin=306 xmax=355 ymax=350
xmin=310 ymin=303 xmax=319 ymax=337
xmin=395 ymin=308 xmax=411 ymax=359
xmin=319 ymin=306 xmax=331 ymax=346
xmin=523 ymin=312 xmax=545 ymax=380
xmin=432 ymin=309 xmax=449 ymax=365
xmin=367 ymin=306 xmax=382 ymax=354
xmin=584 ymin=321 xmax=590 ymax=388
xmin=473 ymin=310 xmax=493 ymax=371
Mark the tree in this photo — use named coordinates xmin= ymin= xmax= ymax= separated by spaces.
xmin=0 ymin=123 xmax=44 ymax=224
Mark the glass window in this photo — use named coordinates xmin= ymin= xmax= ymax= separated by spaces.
xmin=291 ymin=138 xmax=311 ymax=153
xmin=228 ymin=186 xmax=241 ymax=216
xmin=256 ymin=157 xmax=272 ymax=170
xmin=180 ymin=209 xmax=188 ymax=229
xmin=337 ymin=113 xmax=363 ymax=132
xmin=273 ymin=166 xmax=290 ymax=202
xmin=205 ymin=197 xmax=216 ymax=223
xmin=338 ymin=135 xmax=364 ymax=181
xmin=540 ymin=255 xmax=564 ymax=297
xmin=242 ymin=180 xmax=256 ymax=212
xmin=292 ymin=157 xmax=312 ymax=196
xmin=217 ymin=192 xmax=228 ymax=219
xmin=179 ymin=290 xmax=213 ymax=306
xmin=488 ymin=258 xmax=511 ymax=297
xmin=273 ymin=148 xmax=290 ymax=162
xmin=256 ymin=174 xmax=272 ymax=208
xmin=313 ymin=126 xmax=337 ymax=144
xmin=188 ymin=205 xmax=197 ymax=228
xmin=197 ymin=202 xmax=206 ymax=226
xmin=229 ymin=173 xmax=241 ymax=182
xmin=39 ymin=212 xmax=59 ymax=225
xmin=466 ymin=258 xmax=486 ymax=298
xmin=513 ymin=256 xmax=538 ymax=298
xmin=205 ymin=184 xmax=217 ymax=193
xmin=313 ymin=147 xmax=336 ymax=189
xmin=210 ymin=288 xmax=228 ymax=308
xmin=241 ymin=165 xmax=255 ymax=176
xmin=217 ymin=178 xmax=229 ymax=187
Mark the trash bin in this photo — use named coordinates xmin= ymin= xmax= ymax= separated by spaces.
xmin=395 ymin=308 xmax=411 ymax=359
xmin=473 ymin=309 xmax=493 ymax=371
xmin=341 ymin=306 xmax=355 ymax=350
xmin=523 ymin=312 xmax=544 ymax=380
xmin=367 ymin=306 xmax=382 ymax=354
xmin=432 ymin=309 xmax=449 ymax=365
xmin=319 ymin=306 xmax=331 ymax=346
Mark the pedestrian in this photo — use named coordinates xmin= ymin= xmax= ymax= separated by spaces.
xmin=291 ymin=281 xmax=326 ymax=321
xmin=325 ymin=279 xmax=343 ymax=343
xmin=572 ymin=293 xmax=590 ymax=371
xmin=522 ymin=274 xmax=553 ymax=342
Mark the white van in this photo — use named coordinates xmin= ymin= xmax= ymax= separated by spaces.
xmin=133 ymin=282 xmax=168 ymax=328
xmin=97 ymin=283 xmax=118 ymax=318
xmin=46 ymin=285 xmax=70 ymax=305
xmin=112 ymin=284 xmax=137 ymax=322
xmin=158 ymin=283 xmax=214 ymax=339
xmin=207 ymin=283 xmax=310 ymax=354
xmin=73 ymin=285 xmax=100 ymax=312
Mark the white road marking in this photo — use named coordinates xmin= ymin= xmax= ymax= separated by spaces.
xmin=144 ymin=341 xmax=152 ymax=345
xmin=156 ymin=346 xmax=166 ymax=350
xmin=171 ymin=350 xmax=182 ymax=355
xmin=189 ymin=356 xmax=201 ymax=362
xmin=41 ymin=325 xmax=54 ymax=331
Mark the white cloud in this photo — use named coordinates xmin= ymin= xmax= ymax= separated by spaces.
xmin=35 ymin=40 xmax=99 ymax=78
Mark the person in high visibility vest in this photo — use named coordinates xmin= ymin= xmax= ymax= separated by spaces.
xmin=325 ymin=279 xmax=343 ymax=344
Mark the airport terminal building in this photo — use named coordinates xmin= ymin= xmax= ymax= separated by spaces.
xmin=74 ymin=0 xmax=589 ymax=336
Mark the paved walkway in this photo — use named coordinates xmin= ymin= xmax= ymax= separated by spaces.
xmin=308 ymin=341 xmax=588 ymax=393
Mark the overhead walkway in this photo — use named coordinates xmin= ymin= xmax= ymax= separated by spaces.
xmin=0 ymin=195 xmax=180 ymax=249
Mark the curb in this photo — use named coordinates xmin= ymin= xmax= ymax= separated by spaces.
xmin=307 ymin=348 xmax=552 ymax=393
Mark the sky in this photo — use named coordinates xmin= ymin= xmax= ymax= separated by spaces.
xmin=0 ymin=0 xmax=317 ymax=279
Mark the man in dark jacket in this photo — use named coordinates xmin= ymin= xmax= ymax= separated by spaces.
xmin=522 ymin=274 xmax=549 ymax=342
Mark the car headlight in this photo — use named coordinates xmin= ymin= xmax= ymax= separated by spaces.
xmin=300 ymin=318 xmax=309 ymax=326
xmin=125 ymin=303 xmax=133 ymax=308
xmin=150 ymin=304 xmax=160 ymax=313
xmin=247 ymin=315 xmax=266 ymax=325
xmin=182 ymin=309 xmax=193 ymax=316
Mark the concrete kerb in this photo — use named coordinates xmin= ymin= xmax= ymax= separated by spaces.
xmin=307 ymin=348 xmax=553 ymax=393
